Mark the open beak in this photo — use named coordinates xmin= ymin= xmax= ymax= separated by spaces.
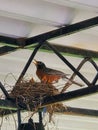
xmin=33 ymin=59 xmax=38 ymax=65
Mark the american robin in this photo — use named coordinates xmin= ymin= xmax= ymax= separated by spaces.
xmin=33 ymin=59 xmax=83 ymax=86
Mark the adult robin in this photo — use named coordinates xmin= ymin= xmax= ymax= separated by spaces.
xmin=33 ymin=59 xmax=83 ymax=86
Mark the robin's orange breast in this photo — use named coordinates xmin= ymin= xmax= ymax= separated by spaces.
xmin=36 ymin=70 xmax=61 ymax=83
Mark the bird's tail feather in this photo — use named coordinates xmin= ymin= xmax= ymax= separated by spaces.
xmin=63 ymin=76 xmax=84 ymax=87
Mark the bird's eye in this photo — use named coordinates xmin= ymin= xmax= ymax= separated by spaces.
xmin=39 ymin=62 xmax=42 ymax=65
xmin=39 ymin=62 xmax=43 ymax=65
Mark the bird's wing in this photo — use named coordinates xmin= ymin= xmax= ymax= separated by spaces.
xmin=44 ymin=67 xmax=69 ymax=77
xmin=44 ymin=68 xmax=83 ymax=87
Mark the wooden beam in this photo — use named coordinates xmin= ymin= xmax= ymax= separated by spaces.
xmin=1 ymin=107 xmax=98 ymax=118
xmin=0 ymin=84 xmax=98 ymax=110
xmin=0 ymin=99 xmax=17 ymax=110
xmin=0 ymin=100 xmax=98 ymax=117
xmin=26 ymin=16 xmax=98 ymax=45
xmin=42 ymin=85 xmax=98 ymax=106
xmin=41 ymin=44 xmax=98 ymax=58
xmin=0 ymin=36 xmax=26 ymax=47
xmin=57 ymin=106 xmax=98 ymax=117
xmin=0 ymin=46 xmax=17 ymax=55
xmin=0 ymin=35 xmax=16 ymax=45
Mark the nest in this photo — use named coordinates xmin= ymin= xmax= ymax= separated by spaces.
xmin=10 ymin=79 xmax=66 ymax=122
xmin=10 ymin=80 xmax=59 ymax=106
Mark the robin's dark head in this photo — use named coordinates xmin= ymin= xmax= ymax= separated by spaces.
xmin=33 ymin=59 xmax=46 ymax=70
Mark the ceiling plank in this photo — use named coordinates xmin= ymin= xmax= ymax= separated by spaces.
xmin=44 ymin=0 xmax=98 ymax=11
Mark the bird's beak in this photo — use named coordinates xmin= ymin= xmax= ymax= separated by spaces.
xmin=33 ymin=59 xmax=38 ymax=65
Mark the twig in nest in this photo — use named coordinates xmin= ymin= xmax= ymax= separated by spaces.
xmin=47 ymin=103 xmax=67 ymax=122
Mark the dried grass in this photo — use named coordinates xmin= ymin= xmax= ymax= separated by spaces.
xmin=10 ymin=79 xmax=66 ymax=122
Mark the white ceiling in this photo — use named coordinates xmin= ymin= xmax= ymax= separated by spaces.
xmin=0 ymin=0 xmax=97 ymax=38
xmin=0 ymin=0 xmax=98 ymax=130
xmin=0 ymin=0 xmax=98 ymax=50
